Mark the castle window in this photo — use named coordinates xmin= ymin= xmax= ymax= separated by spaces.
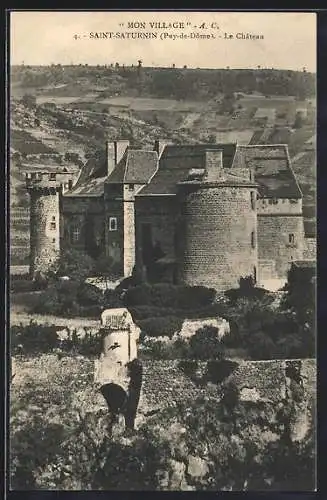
xmin=290 ymin=199 xmax=298 ymax=204
xmin=52 ymin=216 xmax=56 ymax=221
xmin=52 ymin=238 xmax=56 ymax=243
xmin=68 ymin=180 xmax=73 ymax=190
xmin=128 ymin=184 xmax=135 ymax=191
xmin=71 ymin=226 xmax=80 ymax=243
xmin=109 ymin=217 xmax=118 ymax=231
xmin=50 ymin=222 xmax=56 ymax=230
xmin=288 ymin=233 xmax=295 ymax=245
xmin=250 ymin=191 xmax=256 ymax=210
xmin=251 ymin=231 xmax=256 ymax=249
xmin=49 ymin=173 xmax=56 ymax=181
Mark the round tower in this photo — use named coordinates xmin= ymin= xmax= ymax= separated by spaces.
xmin=178 ymin=150 xmax=258 ymax=293
xmin=25 ymin=170 xmax=75 ymax=277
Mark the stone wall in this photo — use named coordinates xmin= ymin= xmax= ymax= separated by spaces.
xmin=29 ymin=190 xmax=60 ymax=276
xmin=140 ymin=358 xmax=316 ymax=414
xmin=257 ymin=214 xmax=305 ymax=278
xmin=62 ymin=197 xmax=105 ymax=257
xmin=104 ymin=197 xmax=124 ymax=272
xmin=180 ymin=186 xmax=258 ymax=292
xmin=304 ymin=237 xmax=316 ymax=260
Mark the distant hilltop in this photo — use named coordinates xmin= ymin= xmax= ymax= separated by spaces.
xmin=10 ymin=66 xmax=315 ymax=102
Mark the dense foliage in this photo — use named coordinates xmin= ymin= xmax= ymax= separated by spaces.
xmin=11 ymin=322 xmax=103 ymax=357
xmin=123 ymin=283 xmax=216 ymax=309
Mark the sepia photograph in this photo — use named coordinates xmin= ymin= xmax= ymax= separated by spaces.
xmin=8 ymin=10 xmax=316 ymax=491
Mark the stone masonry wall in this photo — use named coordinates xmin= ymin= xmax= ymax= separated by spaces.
xmin=180 ymin=186 xmax=258 ymax=292
xmin=139 ymin=358 xmax=316 ymax=414
xmin=30 ymin=190 xmax=60 ymax=276
xmin=104 ymin=198 xmax=124 ymax=272
xmin=304 ymin=237 xmax=316 ymax=260
xmin=258 ymin=215 xmax=305 ymax=278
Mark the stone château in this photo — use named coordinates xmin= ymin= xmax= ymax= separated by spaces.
xmin=25 ymin=139 xmax=307 ymax=292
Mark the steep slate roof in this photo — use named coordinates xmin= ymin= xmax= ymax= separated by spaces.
xmin=124 ymin=150 xmax=158 ymax=183
xmin=64 ymin=148 xmax=158 ymax=197
xmin=138 ymin=143 xmax=301 ymax=199
xmin=106 ymin=150 xmax=158 ymax=184
xmin=63 ymin=176 xmax=107 ymax=197
xmin=233 ymin=144 xmax=302 ymax=198
xmin=64 ymin=143 xmax=301 ymax=199
xmin=138 ymin=144 xmax=237 ymax=196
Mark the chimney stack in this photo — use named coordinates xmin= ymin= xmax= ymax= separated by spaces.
xmin=105 ymin=140 xmax=130 ymax=177
xmin=205 ymin=150 xmax=224 ymax=182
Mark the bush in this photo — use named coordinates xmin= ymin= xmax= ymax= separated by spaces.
xmin=205 ymin=359 xmax=239 ymax=384
xmin=10 ymin=274 xmax=48 ymax=293
xmin=11 ymin=322 xmax=58 ymax=355
xmin=178 ymin=359 xmax=198 ymax=378
xmin=225 ymin=276 xmax=272 ymax=305
xmin=124 ymin=283 xmax=216 ymax=309
xmin=32 ymin=280 xmax=105 ymax=318
xmin=10 ymin=322 xmax=103 ymax=357
xmin=189 ymin=326 xmax=225 ymax=360
xmin=137 ymin=316 xmax=183 ymax=339
xmin=76 ymin=283 xmax=104 ymax=307
xmin=103 ymin=289 xmax=123 ymax=309
xmin=48 ymin=248 xmax=95 ymax=282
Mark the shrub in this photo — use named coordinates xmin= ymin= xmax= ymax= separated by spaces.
xmin=10 ymin=323 xmax=103 ymax=357
xmin=189 ymin=326 xmax=225 ymax=360
xmin=76 ymin=283 xmax=104 ymax=307
xmin=178 ymin=359 xmax=199 ymax=377
xmin=48 ymin=247 xmax=95 ymax=282
xmin=103 ymin=289 xmax=123 ymax=309
xmin=205 ymin=359 xmax=239 ymax=384
xmin=11 ymin=322 xmax=58 ymax=355
xmin=124 ymin=283 xmax=216 ymax=309
xmin=225 ymin=276 xmax=271 ymax=305
xmin=137 ymin=316 xmax=183 ymax=339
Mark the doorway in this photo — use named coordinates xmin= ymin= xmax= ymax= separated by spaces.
xmin=141 ymin=223 xmax=153 ymax=265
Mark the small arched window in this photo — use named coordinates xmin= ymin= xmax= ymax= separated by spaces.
xmin=251 ymin=231 xmax=256 ymax=249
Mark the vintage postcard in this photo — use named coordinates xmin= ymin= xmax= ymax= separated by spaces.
xmin=8 ymin=10 xmax=316 ymax=491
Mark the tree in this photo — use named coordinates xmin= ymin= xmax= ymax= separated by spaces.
xmin=189 ymin=326 xmax=225 ymax=360
xmin=22 ymin=94 xmax=36 ymax=108
xmin=48 ymin=247 xmax=95 ymax=283
xmin=94 ymin=253 xmax=121 ymax=288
